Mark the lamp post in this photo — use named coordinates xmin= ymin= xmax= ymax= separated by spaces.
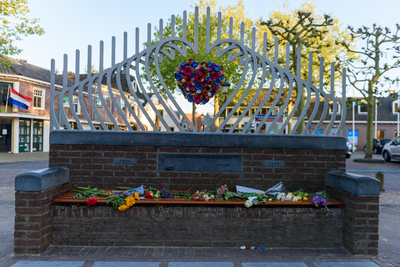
xmin=220 ymin=80 xmax=231 ymax=132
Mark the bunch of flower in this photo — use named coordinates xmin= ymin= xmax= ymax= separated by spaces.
xmin=195 ymin=190 xmax=214 ymax=201
xmin=117 ymin=192 xmax=140 ymax=211
xmin=276 ymin=192 xmax=304 ymax=202
xmin=153 ymin=183 xmax=174 ymax=198
xmin=175 ymin=59 xmax=224 ymax=105
xmin=216 ymin=184 xmax=228 ymax=199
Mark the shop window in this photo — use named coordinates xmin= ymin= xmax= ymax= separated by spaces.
xmin=33 ymin=88 xmax=45 ymax=110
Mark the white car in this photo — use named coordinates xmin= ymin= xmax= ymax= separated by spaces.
xmin=382 ymin=136 xmax=400 ymax=162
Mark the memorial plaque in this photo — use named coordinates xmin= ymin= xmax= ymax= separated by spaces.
xmin=114 ymin=158 xmax=136 ymax=164
xmin=158 ymin=153 xmax=242 ymax=172
xmin=263 ymin=161 xmax=285 ymax=167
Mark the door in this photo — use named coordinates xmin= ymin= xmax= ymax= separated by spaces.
xmin=32 ymin=120 xmax=43 ymax=152
xmin=0 ymin=118 xmax=12 ymax=152
xmin=19 ymin=119 xmax=31 ymax=152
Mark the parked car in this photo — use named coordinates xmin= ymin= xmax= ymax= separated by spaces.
xmin=346 ymin=138 xmax=352 ymax=158
xmin=382 ymin=136 xmax=400 ymax=162
xmin=363 ymin=138 xmax=392 ymax=154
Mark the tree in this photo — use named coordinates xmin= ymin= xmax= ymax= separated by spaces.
xmin=342 ymin=24 xmax=400 ymax=160
xmin=143 ymin=0 xmax=257 ymax=130
xmin=0 ymin=0 xmax=44 ymax=67
xmin=259 ymin=1 xmax=356 ymax=134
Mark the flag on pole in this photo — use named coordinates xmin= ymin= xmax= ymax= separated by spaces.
xmin=7 ymin=86 xmax=32 ymax=109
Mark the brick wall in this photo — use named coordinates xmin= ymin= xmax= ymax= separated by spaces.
xmin=326 ymin=187 xmax=379 ymax=255
xmin=14 ymin=183 xmax=70 ymax=255
xmin=52 ymin=204 xmax=343 ymax=247
xmin=49 ymin=144 xmax=345 ymax=192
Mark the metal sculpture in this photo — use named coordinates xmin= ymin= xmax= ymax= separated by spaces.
xmin=50 ymin=6 xmax=346 ymax=135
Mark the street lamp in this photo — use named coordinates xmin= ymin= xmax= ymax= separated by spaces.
xmin=220 ymin=80 xmax=231 ymax=132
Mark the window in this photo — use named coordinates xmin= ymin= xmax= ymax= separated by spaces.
xmin=169 ymin=127 xmax=175 ymax=131
xmin=261 ymin=108 xmax=268 ymax=115
xmin=377 ymin=130 xmax=385 ymax=139
xmin=182 ymin=123 xmax=188 ymax=129
xmin=33 ymin=88 xmax=45 ymax=109
xmin=73 ymin=96 xmax=81 ymax=115
xmin=329 ymin=103 xmax=341 ymax=114
xmin=358 ymin=102 xmax=368 ymax=114
xmin=104 ymin=94 xmax=110 ymax=108
xmin=95 ymin=93 xmax=102 ymax=106
xmin=121 ymin=98 xmax=125 ymax=111
xmin=393 ymin=101 xmax=399 ymax=114
xmin=395 ymin=130 xmax=399 ymax=138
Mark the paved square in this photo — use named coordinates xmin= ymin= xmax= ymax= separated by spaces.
xmin=11 ymin=261 xmax=85 ymax=267
xmin=314 ymin=262 xmax=379 ymax=267
xmin=92 ymin=263 xmax=159 ymax=267
xmin=242 ymin=263 xmax=307 ymax=267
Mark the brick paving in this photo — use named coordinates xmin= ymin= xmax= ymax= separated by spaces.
xmin=0 ymin=151 xmax=399 ymax=266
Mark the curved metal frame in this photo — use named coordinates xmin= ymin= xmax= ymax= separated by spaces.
xmin=50 ymin=6 xmax=346 ymax=135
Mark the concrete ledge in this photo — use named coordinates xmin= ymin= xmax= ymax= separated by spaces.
xmin=326 ymin=171 xmax=380 ymax=195
xmin=50 ymin=130 xmax=346 ymax=150
xmin=15 ymin=167 xmax=69 ymax=192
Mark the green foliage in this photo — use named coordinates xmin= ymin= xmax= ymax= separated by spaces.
xmin=106 ymin=194 xmax=127 ymax=210
xmin=292 ymin=188 xmax=309 ymax=198
xmin=0 ymin=0 xmax=44 ymax=67
xmin=71 ymin=186 xmax=109 ymax=199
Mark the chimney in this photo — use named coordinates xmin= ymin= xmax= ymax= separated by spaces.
xmin=389 ymin=89 xmax=395 ymax=95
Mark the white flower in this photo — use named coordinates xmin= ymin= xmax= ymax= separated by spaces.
xmin=292 ymin=196 xmax=298 ymax=202
xmin=277 ymin=193 xmax=284 ymax=201
xmin=196 ymin=90 xmax=202 ymax=94
xmin=207 ymin=92 xmax=212 ymax=96
xmin=285 ymin=194 xmax=292 ymax=201
xmin=245 ymin=200 xmax=253 ymax=208
xmin=269 ymin=198 xmax=273 ymax=201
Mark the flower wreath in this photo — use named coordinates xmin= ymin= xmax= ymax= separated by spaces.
xmin=175 ymin=59 xmax=224 ymax=104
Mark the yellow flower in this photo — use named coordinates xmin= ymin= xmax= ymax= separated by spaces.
xmin=118 ymin=204 xmax=129 ymax=211
xmin=303 ymin=197 xmax=309 ymax=201
xmin=134 ymin=192 xmax=140 ymax=200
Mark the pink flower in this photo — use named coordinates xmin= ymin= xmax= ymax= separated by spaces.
xmin=183 ymin=66 xmax=192 ymax=76
xmin=211 ymin=72 xmax=218 ymax=80
xmin=194 ymin=99 xmax=201 ymax=104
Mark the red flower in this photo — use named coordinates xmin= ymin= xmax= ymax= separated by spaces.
xmin=87 ymin=197 xmax=97 ymax=206
xmin=145 ymin=191 xmax=153 ymax=198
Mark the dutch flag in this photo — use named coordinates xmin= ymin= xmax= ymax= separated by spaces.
xmin=7 ymin=86 xmax=32 ymax=110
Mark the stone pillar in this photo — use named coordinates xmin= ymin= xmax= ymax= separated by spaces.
xmin=326 ymin=171 xmax=380 ymax=255
xmin=14 ymin=167 xmax=70 ymax=255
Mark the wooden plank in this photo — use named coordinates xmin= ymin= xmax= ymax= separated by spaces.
xmin=53 ymin=190 xmax=343 ymax=206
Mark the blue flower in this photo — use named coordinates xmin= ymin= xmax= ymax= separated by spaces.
xmin=214 ymin=79 xmax=220 ymax=86
xmin=192 ymin=61 xmax=199 ymax=67
xmin=207 ymin=62 xmax=212 ymax=67
xmin=201 ymin=98 xmax=207 ymax=103
xmin=182 ymin=85 xmax=187 ymax=89
xmin=195 ymin=84 xmax=201 ymax=90
xmin=180 ymin=62 xmax=187 ymax=68
xmin=188 ymin=97 xmax=193 ymax=102
xmin=220 ymin=74 xmax=224 ymax=80
xmin=214 ymin=65 xmax=221 ymax=71
xmin=175 ymin=74 xmax=182 ymax=81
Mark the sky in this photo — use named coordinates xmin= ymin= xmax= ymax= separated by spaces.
xmin=11 ymin=0 xmax=400 ymax=114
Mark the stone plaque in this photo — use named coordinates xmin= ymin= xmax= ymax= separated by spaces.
xmin=114 ymin=158 xmax=136 ymax=164
xmin=158 ymin=153 xmax=242 ymax=172
xmin=263 ymin=161 xmax=285 ymax=167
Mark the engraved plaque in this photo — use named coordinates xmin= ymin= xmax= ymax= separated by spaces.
xmin=114 ymin=158 xmax=136 ymax=164
xmin=158 ymin=153 xmax=242 ymax=172
xmin=263 ymin=161 xmax=285 ymax=167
